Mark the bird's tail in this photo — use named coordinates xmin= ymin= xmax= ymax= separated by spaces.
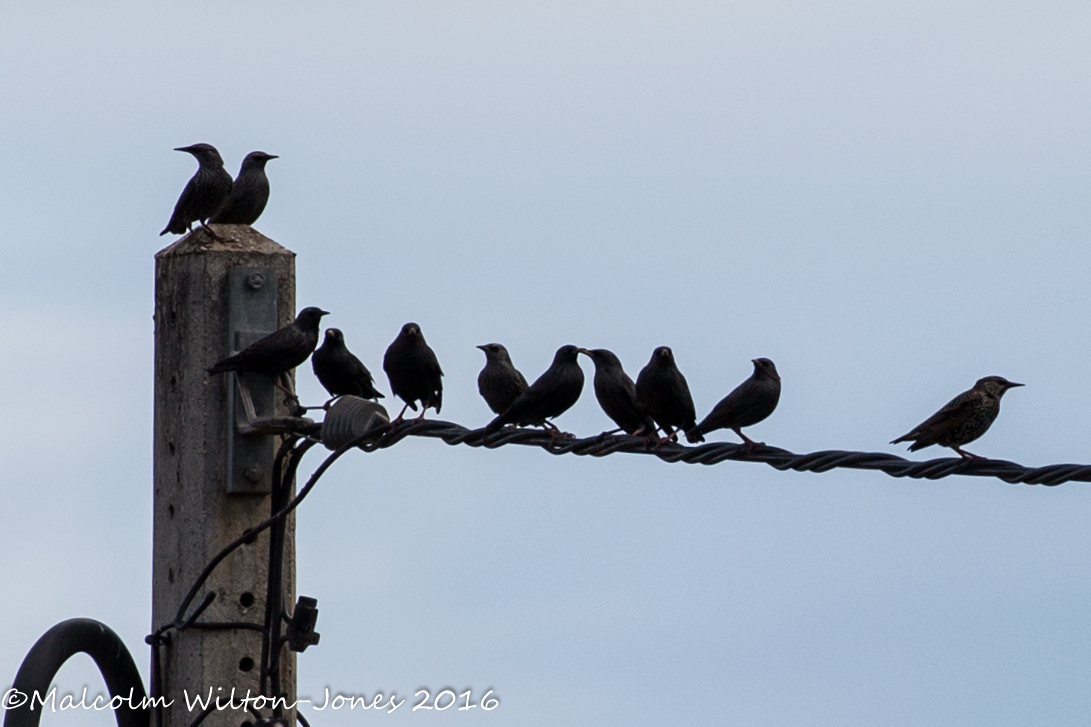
xmin=485 ymin=415 xmax=506 ymax=435
xmin=890 ymin=432 xmax=932 ymax=451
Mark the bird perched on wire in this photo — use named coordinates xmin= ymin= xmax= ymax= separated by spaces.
xmin=160 ymin=143 xmax=234 ymax=236
xmin=311 ymin=328 xmax=384 ymax=402
xmin=485 ymin=345 xmax=585 ymax=435
xmin=207 ymin=306 xmax=329 ymax=378
xmin=579 ymin=348 xmax=654 ymax=436
xmin=209 ymin=151 xmax=278 ymax=225
xmin=635 ymin=346 xmax=697 ymax=443
xmin=686 ymin=358 xmax=781 ymax=446
xmin=891 ymin=376 xmax=1023 ymax=459
xmin=383 ymin=323 xmax=444 ymax=422
xmin=477 ymin=343 xmax=528 ymax=415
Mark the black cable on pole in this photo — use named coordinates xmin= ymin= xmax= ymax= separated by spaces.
xmin=4 ymin=619 xmax=147 ymax=727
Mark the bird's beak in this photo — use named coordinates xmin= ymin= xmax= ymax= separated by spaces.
xmin=173 ymin=146 xmax=190 ymax=152
xmin=267 ymin=154 xmax=279 ymax=159
xmin=1006 ymin=381 xmax=1025 ymax=389
xmin=319 ymin=309 xmax=330 ymax=316
xmin=577 ymin=348 xmax=592 ymax=356
xmin=476 ymin=344 xmax=487 ymax=351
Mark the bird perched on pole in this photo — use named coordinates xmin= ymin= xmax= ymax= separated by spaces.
xmin=160 ymin=143 xmax=233 ymax=236
xmin=891 ymin=376 xmax=1023 ymax=459
xmin=382 ymin=323 xmax=444 ymax=422
xmin=686 ymin=358 xmax=781 ymax=446
xmin=579 ymin=348 xmax=654 ymax=436
xmin=207 ymin=306 xmax=329 ymax=378
xmin=476 ymin=343 xmax=528 ymax=415
xmin=635 ymin=346 xmax=697 ymax=443
xmin=311 ymin=328 xmax=384 ymax=402
xmin=485 ymin=345 xmax=585 ymax=435
xmin=209 ymin=151 xmax=278 ymax=225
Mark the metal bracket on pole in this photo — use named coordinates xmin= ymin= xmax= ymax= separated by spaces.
xmin=225 ymin=266 xmax=278 ymax=494
xmin=233 ymin=376 xmax=314 ymax=436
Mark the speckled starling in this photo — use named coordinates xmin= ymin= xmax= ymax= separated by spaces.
xmin=686 ymin=358 xmax=781 ymax=446
xmin=207 ymin=307 xmax=329 ymax=377
xmin=209 ymin=151 xmax=278 ymax=225
xmin=635 ymin=346 xmax=697 ymax=442
xmin=160 ymin=143 xmax=233 ymax=236
xmin=383 ymin=322 xmax=444 ymax=421
xmin=477 ymin=343 xmax=529 ymax=415
xmin=891 ymin=375 xmax=1023 ymax=459
xmin=578 ymin=348 xmax=654 ymax=436
xmin=312 ymin=328 xmax=384 ymax=400
xmin=485 ymin=345 xmax=584 ymax=434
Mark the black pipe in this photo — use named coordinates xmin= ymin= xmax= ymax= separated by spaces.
xmin=4 ymin=619 xmax=147 ymax=727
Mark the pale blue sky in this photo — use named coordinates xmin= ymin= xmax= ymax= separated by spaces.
xmin=3 ymin=2 xmax=1091 ymax=725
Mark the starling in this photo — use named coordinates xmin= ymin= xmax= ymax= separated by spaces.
xmin=635 ymin=346 xmax=697 ymax=442
xmin=477 ymin=343 xmax=529 ymax=415
xmin=485 ymin=345 xmax=585 ymax=435
xmin=578 ymin=348 xmax=655 ymax=436
xmin=209 ymin=151 xmax=278 ymax=225
xmin=891 ymin=376 xmax=1023 ymax=459
xmin=207 ymin=307 xmax=329 ymax=378
xmin=382 ymin=322 xmax=444 ymax=421
xmin=312 ymin=328 xmax=385 ymax=401
xmin=160 ymin=143 xmax=234 ymax=236
xmin=686 ymin=358 xmax=781 ymax=446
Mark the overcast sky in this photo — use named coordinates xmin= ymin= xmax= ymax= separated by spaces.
xmin=3 ymin=2 xmax=1091 ymax=725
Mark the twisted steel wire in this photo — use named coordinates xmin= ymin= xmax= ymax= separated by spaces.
xmin=339 ymin=418 xmax=1091 ymax=486
xmin=141 ymin=412 xmax=1083 ymax=727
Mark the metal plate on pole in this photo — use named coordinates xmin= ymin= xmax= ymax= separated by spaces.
xmin=225 ymin=265 xmax=277 ymax=494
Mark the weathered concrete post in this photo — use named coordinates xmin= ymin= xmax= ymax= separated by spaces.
xmin=153 ymin=227 xmax=296 ymax=727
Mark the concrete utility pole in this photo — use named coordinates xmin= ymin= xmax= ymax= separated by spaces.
xmin=153 ymin=227 xmax=297 ymax=727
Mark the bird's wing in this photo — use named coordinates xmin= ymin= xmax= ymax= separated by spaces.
xmin=671 ymin=369 xmax=697 ymax=424
xmin=500 ymin=366 xmax=573 ymax=424
xmin=344 ymin=352 xmax=374 ymax=383
xmin=894 ymin=391 xmax=978 ymax=443
xmin=700 ymin=385 xmax=748 ymax=429
xmin=209 ymin=188 xmax=239 ymax=223
xmin=427 ymin=351 xmax=444 ymax=379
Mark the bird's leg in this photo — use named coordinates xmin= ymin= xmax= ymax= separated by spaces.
xmin=734 ymin=428 xmax=765 ymax=450
xmin=657 ymin=426 xmax=678 ymax=446
xmin=596 ymin=427 xmax=623 ymax=441
xmin=290 ymin=396 xmax=339 ymax=414
xmin=198 ymin=221 xmax=228 ymax=244
xmin=275 ymin=373 xmax=299 ymax=406
xmin=954 ymin=446 xmax=983 ymax=460
xmin=649 ymin=427 xmax=678 ymax=448
xmin=390 ymin=402 xmax=411 ymax=430
xmin=642 ymin=428 xmax=663 ymax=449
